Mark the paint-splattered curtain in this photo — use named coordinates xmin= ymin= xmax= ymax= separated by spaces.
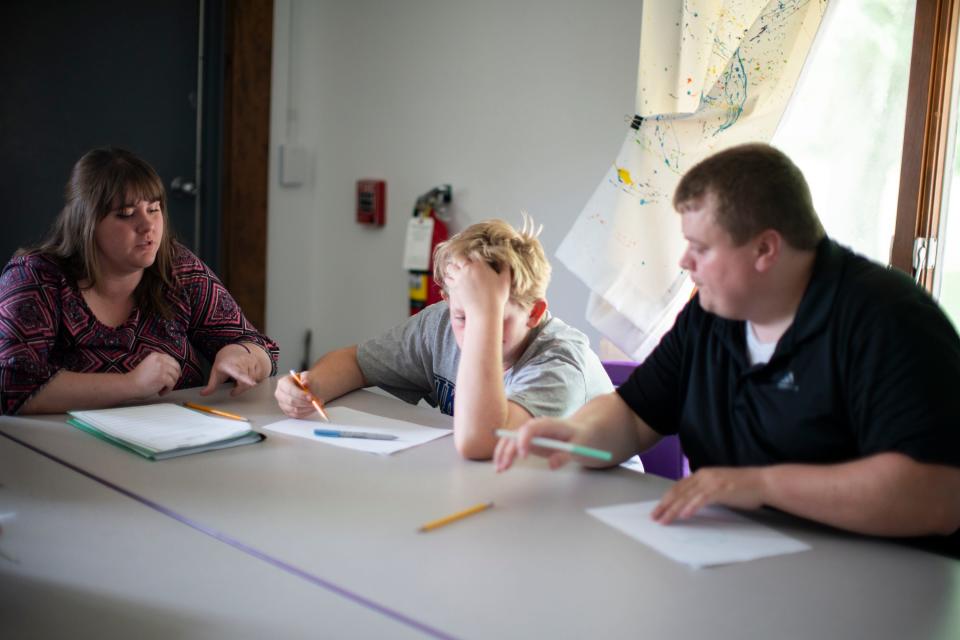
xmin=557 ymin=0 xmax=829 ymax=360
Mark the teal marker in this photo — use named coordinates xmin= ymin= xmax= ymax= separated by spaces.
xmin=495 ymin=429 xmax=612 ymax=462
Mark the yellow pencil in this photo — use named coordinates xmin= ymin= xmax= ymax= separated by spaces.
xmin=418 ymin=502 xmax=494 ymax=533
xmin=289 ymin=370 xmax=330 ymax=422
xmin=183 ymin=402 xmax=249 ymax=422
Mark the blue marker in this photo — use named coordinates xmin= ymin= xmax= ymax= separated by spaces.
xmin=314 ymin=429 xmax=397 ymax=441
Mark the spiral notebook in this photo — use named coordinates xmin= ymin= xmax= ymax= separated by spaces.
xmin=67 ymin=403 xmax=263 ymax=460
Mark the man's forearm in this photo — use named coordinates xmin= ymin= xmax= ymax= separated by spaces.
xmin=570 ymin=393 xmax=663 ymax=468
xmin=761 ymin=453 xmax=960 ymax=537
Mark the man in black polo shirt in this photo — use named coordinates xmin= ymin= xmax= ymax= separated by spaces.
xmin=494 ymin=143 xmax=960 ymax=545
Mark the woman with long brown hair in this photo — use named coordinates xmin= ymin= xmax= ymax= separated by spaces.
xmin=0 ymin=147 xmax=278 ymax=414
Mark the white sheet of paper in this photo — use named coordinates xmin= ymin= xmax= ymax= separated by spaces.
xmin=402 ymin=216 xmax=435 ymax=271
xmin=587 ymin=500 xmax=810 ymax=569
xmin=556 ymin=1 xmax=827 ymax=362
xmin=262 ymin=406 xmax=451 ymax=455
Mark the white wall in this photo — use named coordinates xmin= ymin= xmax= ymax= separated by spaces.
xmin=267 ymin=0 xmax=643 ymax=371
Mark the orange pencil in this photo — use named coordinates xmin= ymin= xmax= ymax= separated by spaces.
xmin=289 ymin=370 xmax=330 ymax=422
xmin=418 ymin=502 xmax=494 ymax=533
xmin=183 ymin=402 xmax=249 ymax=422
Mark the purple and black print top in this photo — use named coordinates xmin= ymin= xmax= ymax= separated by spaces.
xmin=0 ymin=244 xmax=279 ymax=414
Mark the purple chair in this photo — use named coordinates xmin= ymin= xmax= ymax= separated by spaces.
xmin=602 ymin=360 xmax=688 ymax=480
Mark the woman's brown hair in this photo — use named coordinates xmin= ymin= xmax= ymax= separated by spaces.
xmin=26 ymin=147 xmax=177 ymax=318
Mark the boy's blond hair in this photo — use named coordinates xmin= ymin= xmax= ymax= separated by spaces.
xmin=433 ymin=214 xmax=551 ymax=309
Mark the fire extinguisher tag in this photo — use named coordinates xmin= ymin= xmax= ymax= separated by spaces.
xmin=402 ymin=216 xmax=435 ymax=271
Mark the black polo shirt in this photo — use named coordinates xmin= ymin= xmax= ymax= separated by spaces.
xmin=618 ymin=238 xmax=960 ymax=472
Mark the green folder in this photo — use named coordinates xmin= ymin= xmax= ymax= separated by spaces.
xmin=67 ymin=404 xmax=264 ymax=460
xmin=66 ymin=410 xmax=264 ymax=461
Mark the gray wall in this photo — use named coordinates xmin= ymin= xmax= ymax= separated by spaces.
xmin=267 ymin=0 xmax=644 ymax=369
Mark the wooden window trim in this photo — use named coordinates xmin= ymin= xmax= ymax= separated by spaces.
xmin=892 ymin=0 xmax=960 ymax=288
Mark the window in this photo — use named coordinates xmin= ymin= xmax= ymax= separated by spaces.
xmin=772 ymin=0 xmax=916 ymax=263
xmin=934 ymin=37 xmax=960 ymax=329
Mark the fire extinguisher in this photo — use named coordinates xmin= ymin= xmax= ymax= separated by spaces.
xmin=408 ymin=185 xmax=452 ymax=316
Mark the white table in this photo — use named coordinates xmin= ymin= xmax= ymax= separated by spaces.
xmin=0 ymin=430 xmax=428 ymax=639
xmin=2 ymin=381 xmax=959 ymax=639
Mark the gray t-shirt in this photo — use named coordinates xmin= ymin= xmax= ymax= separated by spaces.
xmin=356 ymin=301 xmax=612 ymax=417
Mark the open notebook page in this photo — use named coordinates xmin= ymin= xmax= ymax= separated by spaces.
xmin=69 ymin=403 xmax=252 ymax=452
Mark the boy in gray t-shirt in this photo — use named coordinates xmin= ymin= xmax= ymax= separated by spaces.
xmin=275 ymin=216 xmax=612 ymax=460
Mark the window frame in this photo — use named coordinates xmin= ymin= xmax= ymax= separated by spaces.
xmin=891 ymin=0 xmax=960 ymax=289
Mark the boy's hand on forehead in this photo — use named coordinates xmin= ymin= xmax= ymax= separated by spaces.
xmin=444 ymin=258 xmax=511 ymax=314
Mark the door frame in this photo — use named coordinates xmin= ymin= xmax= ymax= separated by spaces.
xmin=219 ymin=0 xmax=273 ymax=332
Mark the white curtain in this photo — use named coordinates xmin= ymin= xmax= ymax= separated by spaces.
xmin=557 ymin=0 xmax=829 ymax=361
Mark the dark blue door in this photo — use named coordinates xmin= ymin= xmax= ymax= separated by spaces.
xmin=0 ymin=0 xmax=201 ymax=264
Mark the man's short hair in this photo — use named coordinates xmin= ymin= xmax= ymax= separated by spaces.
xmin=673 ymin=143 xmax=825 ymax=250
xmin=433 ymin=215 xmax=551 ymax=308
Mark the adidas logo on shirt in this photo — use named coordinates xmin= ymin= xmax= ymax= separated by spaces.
xmin=775 ymin=371 xmax=799 ymax=392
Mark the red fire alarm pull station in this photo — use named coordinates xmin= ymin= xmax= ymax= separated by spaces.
xmin=357 ymin=179 xmax=386 ymax=226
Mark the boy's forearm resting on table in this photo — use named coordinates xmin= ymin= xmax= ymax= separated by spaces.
xmin=454 ymin=312 xmax=511 ymax=460
xmin=307 ymin=345 xmax=367 ymax=402
xmin=754 ymin=453 xmax=960 ymax=537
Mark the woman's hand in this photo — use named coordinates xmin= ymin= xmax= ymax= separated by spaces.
xmin=202 ymin=343 xmax=266 ymax=396
xmin=127 ymin=352 xmax=182 ymax=399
